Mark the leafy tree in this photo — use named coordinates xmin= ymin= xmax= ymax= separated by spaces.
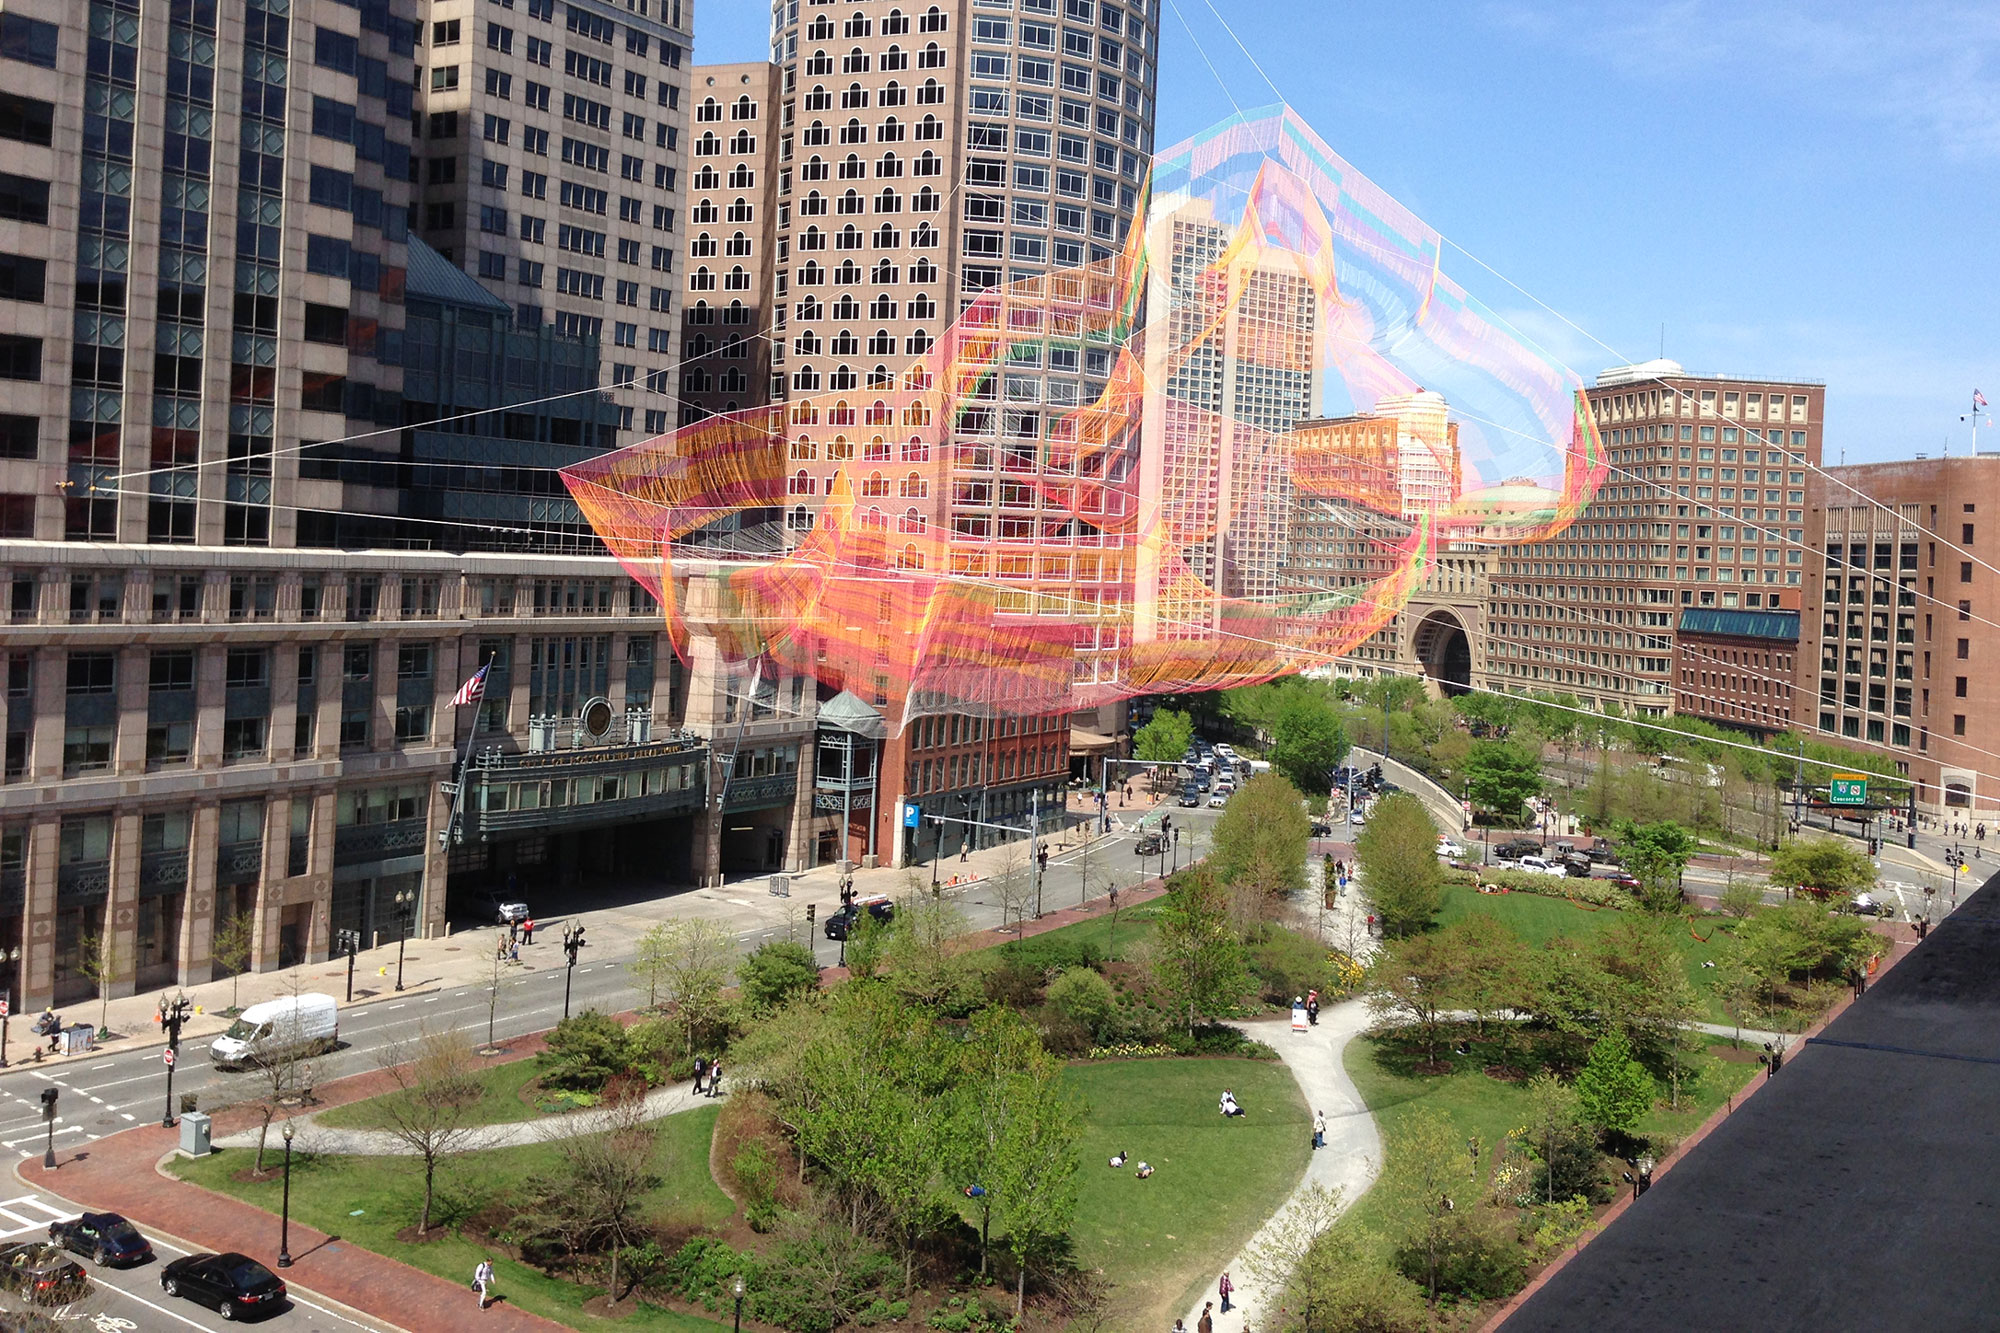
xmin=882 ymin=896 xmax=980 ymax=1012
xmin=374 ymin=1028 xmax=489 ymax=1234
xmin=1572 ymin=1030 xmax=1654 ymax=1135
xmin=634 ymin=919 xmax=736 ymax=1056
xmin=1364 ymin=929 xmax=1466 ymax=1065
xmin=1393 ymin=1108 xmax=1477 ymax=1307
xmin=1517 ymin=934 xmax=1607 ymax=1049
xmin=1245 ymin=1183 xmax=1352 ymax=1331
xmin=1734 ymin=897 xmax=1877 ymax=1008
xmin=1451 ymin=914 xmax=1530 ymax=1035
xmin=961 ymin=1013 xmax=1082 ymax=1316
xmin=1045 ymin=967 xmax=1116 ymax=1042
xmin=211 ymin=911 xmax=257 ymax=1011
xmin=1718 ymin=876 xmax=1766 ymax=919
xmin=1591 ymin=916 xmax=1700 ymax=1063
xmin=737 ymin=939 xmax=821 ymax=1014
xmin=1150 ymin=867 xmax=1250 ymax=1035
xmin=538 ymin=1010 xmax=633 ymax=1092
xmin=1766 ymin=837 xmax=1877 ymax=899
xmin=1464 ymin=740 xmax=1542 ymax=823
xmin=1521 ymin=1073 xmax=1601 ymax=1206
xmin=1211 ymin=772 xmax=1311 ymax=898
xmin=1452 ymin=691 xmax=1516 ymax=734
xmin=1270 ymin=689 xmax=1351 ymax=795
xmin=1356 ymin=793 xmax=1444 ymax=937
xmin=1133 ymin=707 xmax=1194 ymax=764
xmin=1617 ymin=820 xmax=1699 ymax=913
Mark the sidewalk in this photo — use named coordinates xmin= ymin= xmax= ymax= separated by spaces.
xmin=1182 ymin=1004 xmax=1382 ymax=1333
xmin=17 ymin=1062 xmax=566 ymax=1333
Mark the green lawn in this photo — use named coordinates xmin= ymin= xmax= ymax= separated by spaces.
xmin=316 ymin=1056 xmax=546 ymax=1130
xmin=1436 ymin=883 xmax=1742 ymax=1021
xmin=170 ymin=1105 xmax=733 ymax=1332
xmin=1338 ymin=1030 xmax=1760 ymax=1258
xmin=1065 ymin=1056 xmax=1308 ymax=1332
xmin=993 ymin=897 xmax=1166 ymax=964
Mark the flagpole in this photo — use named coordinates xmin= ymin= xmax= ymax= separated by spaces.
xmin=440 ymin=658 xmax=492 ymax=853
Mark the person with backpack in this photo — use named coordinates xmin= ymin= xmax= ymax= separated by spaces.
xmin=473 ymin=1258 xmax=495 ymax=1310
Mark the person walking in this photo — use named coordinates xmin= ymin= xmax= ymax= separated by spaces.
xmin=692 ymin=1055 xmax=708 ymax=1096
xmin=1218 ymin=1272 xmax=1234 ymax=1312
xmin=1198 ymin=1301 xmax=1214 ymax=1333
xmin=707 ymin=1058 xmax=723 ymax=1098
xmin=1313 ymin=1109 xmax=1327 ymax=1149
xmin=1306 ymin=989 xmax=1320 ymax=1026
xmin=473 ymin=1258 xmax=495 ymax=1311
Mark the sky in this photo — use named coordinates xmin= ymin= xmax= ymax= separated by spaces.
xmin=693 ymin=0 xmax=1999 ymax=463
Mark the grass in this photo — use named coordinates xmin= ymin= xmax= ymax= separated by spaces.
xmin=1065 ymin=1056 xmax=1308 ymax=1332
xmin=315 ymin=1056 xmax=546 ymax=1130
xmin=993 ymin=896 xmax=1166 ymax=964
xmin=1436 ymin=882 xmax=1743 ymax=1022
xmin=1338 ymin=1029 xmax=1760 ymax=1259
xmin=170 ymin=1104 xmax=733 ymax=1332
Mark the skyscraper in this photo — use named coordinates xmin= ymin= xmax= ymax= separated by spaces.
xmin=412 ymin=0 xmax=694 ymax=446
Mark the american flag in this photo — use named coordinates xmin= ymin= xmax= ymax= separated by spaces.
xmin=1978 ymin=390 xmax=1990 ymax=409
xmin=450 ymin=662 xmax=491 ymax=707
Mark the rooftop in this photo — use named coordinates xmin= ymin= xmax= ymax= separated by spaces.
xmin=1502 ymin=873 xmax=2000 ymax=1333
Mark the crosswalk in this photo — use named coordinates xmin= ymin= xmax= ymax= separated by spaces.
xmin=0 ymin=1193 xmax=74 ymax=1240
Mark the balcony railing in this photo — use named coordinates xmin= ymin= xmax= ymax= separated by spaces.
xmin=215 ymin=840 xmax=263 ymax=887
xmin=722 ymin=771 xmax=797 ymax=813
xmin=57 ymin=860 xmax=110 ymax=900
xmin=139 ymin=850 xmax=188 ymax=893
xmin=334 ymin=819 xmax=428 ymax=868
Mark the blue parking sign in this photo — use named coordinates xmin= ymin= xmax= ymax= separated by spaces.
xmin=903 ymin=803 xmax=921 ymax=828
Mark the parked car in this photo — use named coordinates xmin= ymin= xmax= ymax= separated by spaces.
xmin=49 ymin=1212 xmax=151 ymax=1267
xmin=824 ymin=896 xmax=895 ymax=941
xmin=0 ymin=1242 xmax=88 ymax=1306
xmin=1515 ymin=856 xmax=1569 ymax=878
xmin=479 ymin=892 xmax=531 ymax=924
xmin=1560 ymin=854 xmax=1595 ymax=878
xmin=160 ymin=1252 xmax=287 ymax=1321
xmin=1436 ymin=838 xmax=1465 ymax=859
xmin=210 ymin=993 xmax=338 ymax=1070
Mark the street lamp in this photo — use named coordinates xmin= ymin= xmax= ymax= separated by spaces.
xmin=562 ymin=923 xmax=587 ymax=1020
xmin=393 ymin=887 xmax=417 ymax=992
xmin=277 ymin=1120 xmax=296 ymax=1268
xmin=731 ymin=1274 xmax=746 ymax=1333
xmin=158 ymin=991 xmax=191 ymax=1128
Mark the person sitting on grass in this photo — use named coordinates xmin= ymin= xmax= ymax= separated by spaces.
xmin=1219 ymin=1090 xmax=1243 ymax=1117
xmin=1135 ymin=1161 xmax=1154 ymax=1178
xmin=1108 ymin=1150 xmax=1128 ymax=1167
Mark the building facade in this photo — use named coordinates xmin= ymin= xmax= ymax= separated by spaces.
xmin=412 ymin=0 xmax=694 ymax=446
xmin=1486 ymin=361 xmax=1823 ymax=717
xmin=1672 ymin=600 xmax=1799 ymax=736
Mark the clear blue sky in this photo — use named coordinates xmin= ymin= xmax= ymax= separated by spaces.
xmin=694 ymin=1 xmax=1997 ymax=463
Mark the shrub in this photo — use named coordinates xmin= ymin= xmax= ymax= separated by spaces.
xmin=1478 ymin=869 xmax=1636 ymax=909
xmin=1046 ymin=966 xmax=1117 ymax=1039
xmin=1393 ymin=1210 xmax=1526 ymax=1304
xmin=739 ymin=939 xmax=822 ymax=1013
xmin=1247 ymin=926 xmax=1336 ymax=1004
xmin=995 ymin=933 xmax=1106 ymax=976
xmin=625 ymin=1014 xmax=681 ymax=1086
xmin=536 ymin=1010 xmax=632 ymax=1092
xmin=982 ymin=956 xmax=1046 ymax=1008
xmin=928 ymin=1294 xmax=1017 ymax=1332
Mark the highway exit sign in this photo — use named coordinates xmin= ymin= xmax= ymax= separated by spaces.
xmin=1828 ymin=774 xmax=1869 ymax=806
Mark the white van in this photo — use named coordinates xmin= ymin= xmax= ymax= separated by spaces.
xmin=210 ymin=993 xmax=339 ymax=1069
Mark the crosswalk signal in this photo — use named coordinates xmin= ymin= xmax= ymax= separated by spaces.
xmin=39 ymin=1087 xmax=56 ymax=1122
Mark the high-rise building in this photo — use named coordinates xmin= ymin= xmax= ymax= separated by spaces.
xmin=0 ymin=2 xmax=701 ymax=1007
xmin=1486 ymin=361 xmax=1822 ymax=717
xmin=412 ymin=0 xmax=694 ymax=445
xmin=1804 ymin=456 xmax=2000 ymax=815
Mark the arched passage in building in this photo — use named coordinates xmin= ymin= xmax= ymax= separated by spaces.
xmin=1411 ymin=609 xmax=1473 ymax=698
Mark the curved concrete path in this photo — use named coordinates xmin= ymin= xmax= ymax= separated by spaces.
xmin=1181 ymin=998 xmax=1382 ymax=1333
xmin=212 ymin=1078 xmax=725 ymax=1156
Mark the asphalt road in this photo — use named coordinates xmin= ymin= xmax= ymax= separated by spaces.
xmin=0 ymin=1187 xmax=378 ymax=1331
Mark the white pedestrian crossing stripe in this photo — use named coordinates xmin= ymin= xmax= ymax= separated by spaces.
xmin=0 ymin=1194 xmax=75 ymax=1239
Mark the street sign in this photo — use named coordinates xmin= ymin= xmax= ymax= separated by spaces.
xmin=163 ymin=1049 xmax=175 ymax=1068
xmin=902 ymin=802 xmax=921 ymax=829
xmin=0 ymin=998 xmax=11 ymax=1018
xmin=1828 ymin=774 xmax=1869 ymax=806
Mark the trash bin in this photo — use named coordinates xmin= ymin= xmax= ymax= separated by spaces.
xmin=179 ymin=1111 xmax=211 ymax=1158
xmin=58 ymin=1024 xmax=93 ymax=1056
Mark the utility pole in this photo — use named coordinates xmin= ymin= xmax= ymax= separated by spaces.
xmin=1029 ymin=788 xmax=1041 ymax=919
xmin=157 ymin=991 xmax=191 ymax=1128
xmin=561 ymin=923 xmax=586 ymax=1021
xmin=336 ymin=929 xmax=359 ymax=1003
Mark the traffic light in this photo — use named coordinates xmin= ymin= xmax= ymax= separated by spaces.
xmin=39 ymin=1087 xmax=56 ymax=1122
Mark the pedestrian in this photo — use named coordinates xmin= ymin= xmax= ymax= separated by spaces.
xmin=1307 ymin=990 xmax=1320 ymax=1026
xmin=508 ymin=939 xmax=520 ymax=963
xmin=1198 ymin=1301 xmax=1214 ymax=1333
xmin=1172 ymin=1318 xmax=1187 ymax=1333
xmin=1367 ymin=913 xmax=1377 ymax=936
xmin=1219 ymin=1272 xmax=1234 ymax=1312
xmin=692 ymin=1055 xmax=708 ymax=1095
xmin=707 ymin=1058 xmax=723 ymax=1097
xmin=1313 ymin=1108 xmax=1327 ymax=1149
xmin=473 ymin=1258 xmax=495 ymax=1311
xmin=521 ymin=916 xmax=535 ymax=945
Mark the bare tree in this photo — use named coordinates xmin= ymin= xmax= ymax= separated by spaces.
xmin=251 ymin=973 xmax=321 ymax=1175
xmin=75 ymin=932 xmax=120 ymax=1037
xmin=1244 ymin=1183 xmax=1352 ymax=1331
xmin=519 ymin=1086 xmax=666 ymax=1301
xmin=481 ymin=946 xmax=508 ymax=1054
xmin=375 ymin=1028 xmax=490 ymax=1234
xmin=989 ymin=842 xmax=1034 ymax=938
xmin=211 ymin=912 xmax=256 ymax=1012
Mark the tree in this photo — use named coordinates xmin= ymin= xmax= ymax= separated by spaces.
xmin=1572 ymin=1030 xmax=1654 ymax=1136
xmin=75 ymin=932 xmax=119 ymax=1037
xmin=1464 ymin=740 xmax=1542 ymax=823
xmin=1133 ymin=707 xmax=1194 ymax=764
xmin=375 ymin=1028 xmax=489 ymax=1234
xmin=538 ymin=1010 xmax=633 ymax=1092
xmin=1210 ymin=772 xmax=1311 ymax=898
xmin=1270 ymin=689 xmax=1351 ymax=795
xmin=882 ymin=896 xmax=979 ymax=1012
xmin=251 ymin=974 xmax=320 ymax=1175
xmin=1617 ymin=820 xmax=1699 ymax=913
xmin=1718 ymin=876 xmax=1766 ymax=919
xmin=1356 ymin=793 xmax=1443 ymax=937
xmin=1451 ymin=914 xmax=1529 ymax=1035
xmin=738 ymin=939 xmax=821 ymax=1014
xmin=1244 ymin=1183 xmax=1350 ymax=1330
xmin=635 ymin=919 xmax=736 ymax=1056
xmin=1766 ymin=837 xmax=1877 ymax=899
xmin=212 ymin=911 xmax=256 ymax=1011
xmin=1452 ymin=691 xmax=1515 ymax=735
xmin=1521 ymin=1073 xmax=1599 ymax=1206
xmin=1150 ymin=867 xmax=1249 ymax=1035
xmin=1364 ymin=929 xmax=1467 ymax=1066
xmin=1045 ymin=967 xmax=1116 ymax=1043
xmin=988 ymin=842 xmax=1035 ymax=939
xmin=1734 ymin=897 xmax=1876 ymax=1010
xmin=519 ymin=1086 xmax=667 ymax=1301
xmin=1395 ymin=1108 xmax=1469 ymax=1307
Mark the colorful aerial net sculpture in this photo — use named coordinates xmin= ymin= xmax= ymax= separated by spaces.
xmin=563 ymin=107 xmax=1604 ymax=728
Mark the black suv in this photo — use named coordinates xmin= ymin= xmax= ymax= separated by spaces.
xmin=824 ymin=897 xmax=895 ymax=941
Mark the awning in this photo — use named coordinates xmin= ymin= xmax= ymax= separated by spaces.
xmin=1069 ymin=727 xmax=1121 ymax=756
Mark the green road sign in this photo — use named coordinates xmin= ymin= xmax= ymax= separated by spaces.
xmin=1828 ymin=774 xmax=1869 ymax=806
